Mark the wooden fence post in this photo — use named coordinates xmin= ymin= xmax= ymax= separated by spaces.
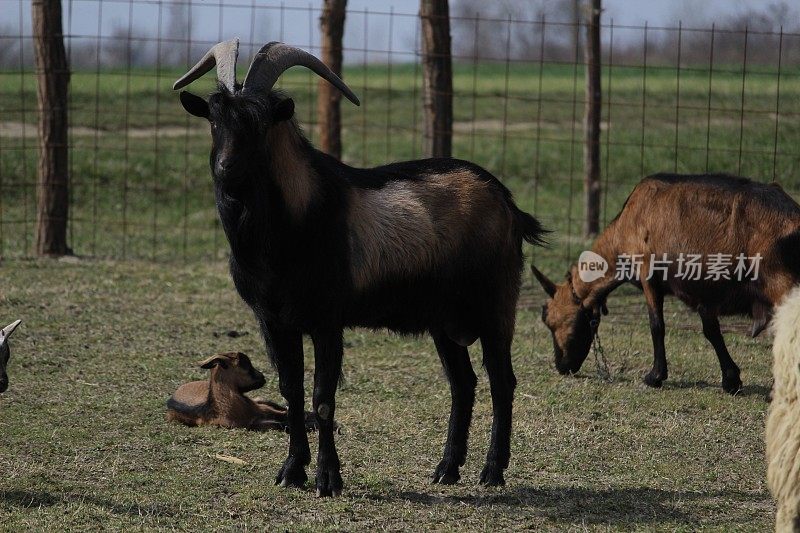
xmin=583 ymin=0 xmax=602 ymax=238
xmin=32 ymin=0 xmax=70 ymax=256
xmin=420 ymin=0 xmax=452 ymax=158
xmin=318 ymin=0 xmax=347 ymax=159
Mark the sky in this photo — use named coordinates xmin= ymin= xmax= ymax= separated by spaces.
xmin=1 ymin=0 xmax=787 ymax=63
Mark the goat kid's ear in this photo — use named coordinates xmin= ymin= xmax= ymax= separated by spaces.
xmin=198 ymin=355 xmax=228 ymax=369
xmin=179 ymin=91 xmax=210 ymax=119
xmin=273 ymin=98 xmax=295 ymax=123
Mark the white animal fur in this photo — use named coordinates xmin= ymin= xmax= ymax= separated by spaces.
xmin=767 ymin=286 xmax=800 ymax=532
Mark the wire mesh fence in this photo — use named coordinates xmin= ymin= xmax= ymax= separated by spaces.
xmin=1 ymin=0 xmax=798 ymax=262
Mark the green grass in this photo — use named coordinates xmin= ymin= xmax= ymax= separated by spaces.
xmin=0 ymin=259 xmax=774 ymax=530
xmin=1 ymin=62 xmax=799 ymax=260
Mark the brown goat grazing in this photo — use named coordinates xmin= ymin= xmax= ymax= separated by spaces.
xmin=167 ymin=352 xmax=317 ymax=431
xmin=533 ymin=174 xmax=800 ymax=394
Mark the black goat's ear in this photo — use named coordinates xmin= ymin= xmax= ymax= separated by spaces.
xmin=198 ymin=355 xmax=227 ymax=369
xmin=180 ymin=91 xmax=209 ymax=119
xmin=273 ymin=98 xmax=295 ymax=122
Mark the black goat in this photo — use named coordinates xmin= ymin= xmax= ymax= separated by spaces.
xmin=174 ymin=39 xmax=545 ymax=496
xmin=0 ymin=320 xmax=21 ymax=393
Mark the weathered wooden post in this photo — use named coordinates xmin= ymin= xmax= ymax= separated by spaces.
xmin=420 ymin=0 xmax=452 ymax=158
xmin=318 ymin=0 xmax=348 ymax=159
xmin=32 ymin=0 xmax=71 ymax=256
xmin=583 ymin=0 xmax=602 ymax=238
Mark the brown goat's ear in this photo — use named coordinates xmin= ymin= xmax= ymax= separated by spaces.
xmin=198 ymin=355 xmax=228 ymax=369
xmin=273 ymin=98 xmax=295 ymax=122
xmin=531 ymin=264 xmax=557 ymax=297
xmin=180 ymin=91 xmax=210 ymax=119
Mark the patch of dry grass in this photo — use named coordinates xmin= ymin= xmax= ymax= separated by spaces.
xmin=0 ymin=258 xmax=775 ymax=530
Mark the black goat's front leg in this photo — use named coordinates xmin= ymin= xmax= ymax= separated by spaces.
xmin=311 ymin=329 xmax=344 ymax=497
xmin=479 ymin=331 xmax=516 ymax=486
xmin=431 ymin=331 xmax=477 ymax=485
xmin=263 ymin=324 xmax=309 ymax=488
xmin=699 ymin=311 xmax=742 ymax=394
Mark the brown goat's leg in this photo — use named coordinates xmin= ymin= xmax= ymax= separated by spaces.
xmin=266 ymin=326 xmax=310 ymax=489
xmin=431 ymin=331 xmax=477 ymax=485
xmin=642 ymin=284 xmax=668 ymax=388
xmin=479 ymin=330 xmax=516 ymax=486
xmin=699 ymin=312 xmax=742 ymax=394
xmin=311 ymin=329 xmax=344 ymax=497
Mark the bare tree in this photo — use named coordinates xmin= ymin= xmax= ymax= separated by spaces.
xmin=318 ymin=0 xmax=347 ymax=159
xmin=451 ymin=0 xmax=575 ymax=62
xmin=165 ymin=0 xmax=194 ymax=66
xmin=420 ymin=0 xmax=453 ymax=158
xmin=32 ymin=0 xmax=70 ymax=256
xmin=104 ymin=23 xmax=153 ymax=68
xmin=0 ymin=26 xmax=22 ymax=69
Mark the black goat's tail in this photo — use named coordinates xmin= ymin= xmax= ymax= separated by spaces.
xmin=777 ymin=229 xmax=800 ymax=280
xmin=515 ymin=207 xmax=549 ymax=247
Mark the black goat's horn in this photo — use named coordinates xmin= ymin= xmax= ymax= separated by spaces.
xmin=242 ymin=42 xmax=360 ymax=106
xmin=173 ymin=38 xmax=240 ymax=92
xmin=531 ymin=265 xmax=557 ymax=297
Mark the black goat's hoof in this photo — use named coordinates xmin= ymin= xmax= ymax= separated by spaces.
xmin=478 ymin=463 xmax=505 ymax=487
xmin=275 ymin=456 xmax=308 ymax=488
xmin=642 ymin=372 xmax=665 ymax=388
xmin=431 ymin=460 xmax=461 ymax=485
xmin=722 ymin=375 xmax=743 ymax=395
xmin=315 ymin=466 xmax=343 ymax=497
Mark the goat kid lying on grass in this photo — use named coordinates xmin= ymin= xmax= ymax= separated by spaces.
xmin=174 ymin=39 xmax=545 ymax=496
xmin=0 ymin=320 xmax=22 ymax=394
xmin=533 ymin=174 xmax=800 ymax=394
xmin=167 ymin=352 xmax=318 ymax=431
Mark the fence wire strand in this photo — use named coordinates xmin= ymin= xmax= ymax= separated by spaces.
xmin=0 ymin=1 xmax=798 ymax=262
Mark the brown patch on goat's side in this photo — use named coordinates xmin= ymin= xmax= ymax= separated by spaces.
xmin=347 ymin=181 xmax=438 ymax=289
xmin=347 ymin=170 xmax=514 ymax=290
xmin=267 ymin=120 xmax=317 ymax=220
xmin=168 ymin=380 xmax=209 ymax=413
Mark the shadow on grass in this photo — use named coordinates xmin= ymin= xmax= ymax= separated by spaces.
xmin=664 ymin=380 xmax=772 ymax=399
xmin=365 ymin=485 xmax=769 ymax=526
xmin=0 ymin=489 xmax=178 ymax=518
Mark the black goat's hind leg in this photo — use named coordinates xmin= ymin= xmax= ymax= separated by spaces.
xmin=266 ymin=326 xmax=310 ymax=488
xmin=311 ymin=330 xmax=344 ymax=497
xmin=479 ymin=331 xmax=516 ymax=486
xmin=699 ymin=312 xmax=742 ymax=394
xmin=431 ymin=331 xmax=478 ymax=485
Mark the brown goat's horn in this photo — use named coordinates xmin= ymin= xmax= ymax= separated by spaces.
xmin=242 ymin=42 xmax=360 ymax=106
xmin=531 ymin=265 xmax=557 ymax=297
xmin=0 ymin=319 xmax=21 ymax=341
xmin=173 ymin=38 xmax=240 ymax=92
